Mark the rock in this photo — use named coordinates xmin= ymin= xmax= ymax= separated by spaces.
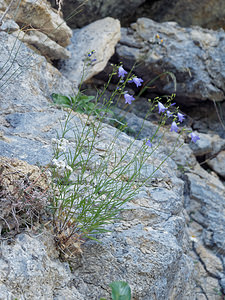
xmin=188 ymin=132 xmax=213 ymax=156
xmin=1 ymin=0 xmax=72 ymax=60
xmin=0 ymin=18 xmax=19 ymax=32
xmin=60 ymin=17 xmax=121 ymax=86
xmin=195 ymin=244 xmax=223 ymax=277
xmin=0 ymin=31 xmax=74 ymax=110
xmin=5 ymin=0 xmax=72 ymax=46
xmin=49 ymin=0 xmax=146 ymax=28
xmin=208 ymin=150 xmax=225 ymax=178
xmin=0 ymin=232 xmax=85 ymax=299
xmin=0 ymin=29 xmax=195 ymax=298
xmin=15 ymin=29 xmax=71 ymax=61
xmin=116 ymin=18 xmax=225 ymax=105
xmin=190 ymin=249 xmax=223 ymax=300
xmin=138 ymin=0 xmax=225 ymax=31
xmin=110 ymin=107 xmax=197 ymax=168
xmin=186 ymin=164 xmax=225 ymax=254
xmin=189 ymin=132 xmax=225 ymax=157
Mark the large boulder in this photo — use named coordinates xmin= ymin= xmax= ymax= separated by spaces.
xmin=116 ymin=18 xmax=225 ymax=106
xmin=60 ymin=17 xmax=121 ymax=86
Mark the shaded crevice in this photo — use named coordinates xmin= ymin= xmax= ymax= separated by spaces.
xmin=193 ymin=243 xmax=221 ymax=281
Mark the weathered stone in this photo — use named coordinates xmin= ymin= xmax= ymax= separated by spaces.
xmin=138 ymin=0 xmax=225 ymax=31
xmin=189 ymin=132 xmax=225 ymax=157
xmin=0 ymin=232 xmax=85 ymax=299
xmin=4 ymin=0 xmax=72 ymax=46
xmin=49 ymin=0 xmax=146 ymax=28
xmin=186 ymin=164 xmax=225 ymax=254
xmin=116 ymin=18 xmax=225 ymax=105
xmin=1 ymin=0 xmax=72 ymax=60
xmin=0 ymin=31 xmax=74 ymax=112
xmin=190 ymin=250 xmax=223 ymax=300
xmin=0 ymin=29 xmax=195 ymax=298
xmin=0 ymin=18 xmax=19 ymax=32
xmin=15 ymin=29 xmax=71 ymax=60
xmin=110 ymin=107 xmax=197 ymax=168
xmin=195 ymin=244 xmax=223 ymax=277
xmin=60 ymin=17 xmax=121 ymax=86
xmin=208 ymin=150 xmax=225 ymax=178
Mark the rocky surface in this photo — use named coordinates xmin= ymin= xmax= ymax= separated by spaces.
xmin=116 ymin=18 xmax=225 ymax=106
xmin=208 ymin=150 xmax=225 ymax=178
xmin=0 ymin=12 xmax=225 ymax=300
xmin=49 ymin=0 xmax=146 ymax=28
xmin=60 ymin=17 xmax=121 ymax=86
xmin=0 ymin=232 xmax=85 ymax=300
xmin=0 ymin=0 xmax=72 ymax=60
xmin=0 ymin=25 xmax=196 ymax=299
xmin=49 ymin=0 xmax=225 ymax=31
xmin=137 ymin=0 xmax=225 ymax=31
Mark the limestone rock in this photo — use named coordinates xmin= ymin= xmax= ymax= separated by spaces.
xmin=116 ymin=18 xmax=225 ymax=105
xmin=60 ymin=17 xmax=121 ymax=86
xmin=49 ymin=0 xmax=146 ymax=28
xmin=0 ymin=232 xmax=85 ymax=299
xmin=1 ymin=0 xmax=72 ymax=60
xmin=0 ymin=27 xmax=194 ymax=298
xmin=139 ymin=0 xmax=225 ymax=31
xmin=0 ymin=18 xmax=19 ymax=32
xmin=0 ymin=31 xmax=74 ymax=112
xmin=208 ymin=150 xmax=225 ymax=178
xmin=5 ymin=0 xmax=72 ymax=46
xmin=16 ymin=29 xmax=71 ymax=60
xmin=186 ymin=164 xmax=225 ymax=254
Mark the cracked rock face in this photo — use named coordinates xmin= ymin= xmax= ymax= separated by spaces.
xmin=0 ymin=26 xmax=195 ymax=299
xmin=116 ymin=18 xmax=225 ymax=106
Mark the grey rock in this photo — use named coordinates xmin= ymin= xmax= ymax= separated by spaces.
xmin=49 ymin=0 xmax=146 ymax=28
xmin=16 ymin=29 xmax=71 ymax=60
xmin=186 ymin=164 xmax=225 ymax=254
xmin=111 ymin=108 xmax=197 ymax=167
xmin=0 ymin=232 xmax=85 ymax=300
xmin=138 ymin=0 xmax=225 ymax=31
xmin=189 ymin=132 xmax=213 ymax=156
xmin=116 ymin=18 xmax=225 ymax=105
xmin=0 ymin=31 xmax=74 ymax=113
xmin=1 ymin=0 xmax=72 ymax=60
xmin=0 ymin=32 xmax=195 ymax=298
xmin=60 ymin=17 xmax=121 ymax=86
xmin=0 ymin=19 xmax=19 ymax=32
xmin=71 ymin=225 xmax=194 ymax=300
xmin=208 ymin=150 xmax=225 ymax=178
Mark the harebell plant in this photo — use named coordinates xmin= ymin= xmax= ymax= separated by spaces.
xmin=49 ymin=53 xmax=200 ymax=256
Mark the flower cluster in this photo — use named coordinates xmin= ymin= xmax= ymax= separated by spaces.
xmin=52 ymin=138 xmax=68 ymax=152
xmin=117 ymin=66 xmax=144 ymax=106
xmin=87 ymin=50 xmax=96 ymax=63
xmin=116 ymin=65 xmax=200 ymax=146
xmin=52 ymin=158 xmax=73 ymax=172
xmin=156 ymin=101 xmax=200 ymax=143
